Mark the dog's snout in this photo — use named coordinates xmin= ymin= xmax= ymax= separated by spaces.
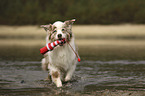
xmin=58 ymin=34 xmax=62 ymax=38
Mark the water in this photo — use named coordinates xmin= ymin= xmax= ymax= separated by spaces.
xmin=1 ymin=59 xmax=145 ymax=95
xmin=0 ymin=43 xmax=145 ymax=95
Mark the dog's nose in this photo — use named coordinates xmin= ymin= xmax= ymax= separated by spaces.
xmin=58 ymin=34 xmax=62 ymax=38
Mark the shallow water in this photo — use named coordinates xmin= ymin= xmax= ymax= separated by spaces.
xmin=0 ymin=60 xmax=145 ymax=95
xmin=0 ymin=41 xmax=145 ymax=95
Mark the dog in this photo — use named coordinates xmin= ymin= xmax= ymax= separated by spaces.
xmin=40 ymin=19 xmax=78 ymax=87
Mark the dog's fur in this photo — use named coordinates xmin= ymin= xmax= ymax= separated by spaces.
xmin=40 ymin=19 xmax=78 ymax=87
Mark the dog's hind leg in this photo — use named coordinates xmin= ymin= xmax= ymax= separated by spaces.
xmin=41 ymin=56 xmax=49 ymax=71
xmin=42 ymin=57 xmax=51 ymax=81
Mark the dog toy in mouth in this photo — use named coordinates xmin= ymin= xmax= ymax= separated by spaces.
xmin=40 ymin=39 xmax=66 ymax=54
xmin=40 ymin=38 xmax=81 ymax=62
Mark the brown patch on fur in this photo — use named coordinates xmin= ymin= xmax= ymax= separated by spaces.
xmin=66 ymin=32 xmax=72 ymax=42
xmin=52 ymin=71 xmax=59 ymax=78
xmin=49 ymin=32 xmax=56 ymax=41
xmin=48 ymin=26 xmax=57 ymax=41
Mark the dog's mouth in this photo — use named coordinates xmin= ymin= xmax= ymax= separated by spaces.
xmin=58 ymin=38 xmax=66 ymax=46
xmin=58 ymin=37 xmax=63 ymax=40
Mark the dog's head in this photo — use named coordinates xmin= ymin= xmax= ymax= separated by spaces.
xmin=41 ymin=19 xmax=75 ymax=42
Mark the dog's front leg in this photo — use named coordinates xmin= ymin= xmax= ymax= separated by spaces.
xmin=65 ymin=64 xmax=76 ymax=82
xmin=51 ymin=70 xmax=62 ymax=87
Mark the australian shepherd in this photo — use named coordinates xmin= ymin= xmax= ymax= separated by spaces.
xmin=40 ymin=19 xmax=78 ymax=87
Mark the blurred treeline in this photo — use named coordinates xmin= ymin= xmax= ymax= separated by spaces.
xmin=0 ymin=0 xmax=145 ymax=25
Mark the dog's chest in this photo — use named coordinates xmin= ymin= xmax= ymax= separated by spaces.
xmin=49 ymin=44 xmax=75 ymax=67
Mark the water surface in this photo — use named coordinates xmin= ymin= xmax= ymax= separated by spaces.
xmin=1 ymin=59 xmax=145 ymax=95
xmin=0 ymin=39 xmax=145 ymax=96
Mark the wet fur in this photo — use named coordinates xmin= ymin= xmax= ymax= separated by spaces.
xmin=41 ymin=19 xmax=77 ymax=87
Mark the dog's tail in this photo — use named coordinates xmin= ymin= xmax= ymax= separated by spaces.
xmin=41 ymin=58 xmax=49 ymax=71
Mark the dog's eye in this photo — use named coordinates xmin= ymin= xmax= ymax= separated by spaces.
xmin=62 ymin=29 xmax=65 ymax=31
xmin=53 ymin=30 xmax=57 ymax=33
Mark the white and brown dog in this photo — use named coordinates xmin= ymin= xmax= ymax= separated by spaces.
xmin=40 ymin=19 xmax=78 ymax=87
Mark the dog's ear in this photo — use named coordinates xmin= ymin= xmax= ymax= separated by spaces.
xmin=40 ymin=24 xmax=53 ymax=32
xmin=64 ymin=19 xmax=76 ymax=26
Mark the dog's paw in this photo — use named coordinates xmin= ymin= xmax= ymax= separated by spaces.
xmin=55 ymin=78 xmax=62 ymax=87
xmin=56 ymin=82 xmax=62 ymax=87
xmin=65 ymin=76 xmax=71 ymax=82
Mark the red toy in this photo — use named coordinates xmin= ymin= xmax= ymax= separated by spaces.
xmin=40 ymin=39 xmax=66 ymax=54
xmin=40 ymin=39 xmax=81 ymax=62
